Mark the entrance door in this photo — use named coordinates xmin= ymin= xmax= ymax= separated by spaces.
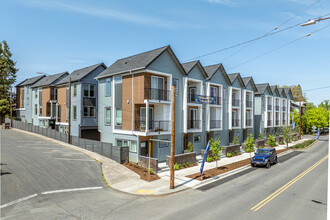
xmin=140 ymin=141 xmax=147 ymax=156
xmin=189 ymin=108 xmax=197 ymax=129
xmin=184 ymin=134 xmax=188 ymax=150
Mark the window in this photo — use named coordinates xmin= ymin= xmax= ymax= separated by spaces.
xmin=73 ymin=83 xmax=77 ymax=97
xmin=173 ymin=78 xmax=179 ymax=96
xmin=66 ymin=106 xmax=69 ymax=121
xmin=105 ymin=107 xmax=111 ymax=125
xmin=27 ymin=97 xmax=29 ymax=105
xmin=21 ymin=88 xmax=25 ymax=108
xmin=223 ymin=88 xmax=226 ymax=100
xmin=35 ymin=89 xmax=38 ymax=98
xmin=115 ymin=76 xmax=122 ymax=84
xmin=130 ymin=141 xmax=137 ymax=153
xmin=54 ymin=88 xmax=57 ymax=100
xmin=35 ymin=104 xmax=38 ymax=115
xmin=84 ymin=106 xmax=95 ymax=117
xmin=194 ymin=135 xmax=201 ymax=143
xmin=210 ymin=86 xmax=218 ymax=97
xmin=83 ymin=84 xmax=95 ymax=97
xmin=39 ymin=105 xmax=42 ymax=116
xmin=73 ymin=105 xmax=77 ymax=120
xmin=116 ymin=140 xmax=137 ymax=153
xmin=26 ymin=87 xmax=29 ymax=94
xmin=116 ymin=108 xmax=122 ymax=125
xmin=105 ymin=78 xmax=111 ymax=96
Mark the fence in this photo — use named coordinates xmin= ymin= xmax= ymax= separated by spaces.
xmin=12 ymin=120 xmax=129 ymax=164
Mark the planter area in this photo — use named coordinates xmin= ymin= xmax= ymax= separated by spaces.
xmin=201 ymin=149 xmax=213 ymax=158
xmin=124 ymin=162 xmax=160 ymax=182
xmin=138 ymin=155 xmax=158 ymax=173
xmin=275 ymin=136 xmax=284 ymax=144
xmin=166 ymin=152 xmax=196 ymax=166
xmin=223 ymin=144 xmax=241 ymax=155
xmin=255 ymin=139 xmax=266 ymax=147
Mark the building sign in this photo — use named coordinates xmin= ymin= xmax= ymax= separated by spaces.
xmin=195 ymin=95 xmax=215 ymax=104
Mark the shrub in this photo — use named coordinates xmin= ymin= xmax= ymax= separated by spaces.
xmin=149 ymin=168 xmax=153 ymax=174
xmin=279 ymin=141 xmax=285 ymax=145
xmin=206 ymin=156 xmax=213 ymax=162
xmin=187 ymin=142 xmax=193 ymax=152
xmin=258 ymin=146 xmax=264 ymax=149
xmin=209 ymin=138 xmax=222 ymax=167
xmin=275 ymin=132 xmax=279 ymax=137
xmin=282 ymin=126 xmax=293 ymax=148
xmin=174 ymin=163 xmax=181 ymax=170
xmin=233 ymin=135 xmax=239 ymax=145
xmin=293 ymin=138 xmax=298 ymax=141
xmin=291 ymin=140 xmax=315 ymax=149
xmin=244 ymin=134 xmax=255 ymax=158
xmin=267 ymin=135 xmax=276 ymax=147
xmin=226 ymin=152 xmax=232 ymax=157
xmin=258 ymin=133 xmax=263 ymax=140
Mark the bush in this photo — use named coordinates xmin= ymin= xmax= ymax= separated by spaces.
xmin=291 ymin=140 xmax=315 ymax=149
xmin=244 ymin=134 xmax=255 ymax=154
xmin=226 ymin=150 xmax=240 ymax=157
xmin=267 ymin=135 xmax=276 ymax=147
xmin=293 ymin=138 xmax=298 ymax=141
xmin=187 ymin=142 xmax=193 ymax=152
xmin=233 ymin=135 xmax=239 ymax=145
xmin=149 ymin=168 xmax=153 ymax=174
xmin=206 ymin=156 xmax=213 ymax=162
xmin=182 ymin=162 xmax=190 ymax=168
xmin=258 ymin=133 xmax=263 ymax=140
xmin=258 ymin=146 xmax=264 ymax=149
xmin=174 ymin=163 xmax=181 ymax=170
xmin=279 ymin=141 xmax=285 ymax=145
xmin=275 ymin=132 xmax=279 ymax=137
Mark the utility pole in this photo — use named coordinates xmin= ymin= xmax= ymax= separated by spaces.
xmin=299 ymin=94 xmax=302 ymax=140
xmin=68 ymin=77 xmax=71 ymax=144
xmin=10 ymin=86 xmax=13 ymax=127
xmin=170 ymin=84 xmax=175 ymax=189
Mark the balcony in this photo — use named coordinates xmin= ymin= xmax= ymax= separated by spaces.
xmin=282 ymin=120 xmax=286 ymax=125
xmin=232 ymin=99 xmax=240 ymax=107
xmin=246 ymin=119 xmax=252 ymax=127
xmin=135 ymin=120 xmax=170 ymax=132
xmin=145 ymin=88 xmax=170 ymax=101
xmin=210 ymin=96 xmax=221 ymax=105
xmin=188 ymin=120 xmax=201 ymax=129
xmin=210 ymin=120 xmax=221 ymax=129
xmin=282 ymin=106 xmax=286 ymax=111
xmin=267 ymin=120 xmax=272 ymax=126
xmin=275 ymin=120 xmax=280 ymax=126
xmin=232 ymin=119 xmax=240 ymax=128
xmin=267 ymin=105 xmax=272 ymax=111
xmin=275 ymin=105 xmax=279 ymax=111
xmin=246 ymin=100 xmax=252 ymax=108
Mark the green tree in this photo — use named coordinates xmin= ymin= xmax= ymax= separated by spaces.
xmin=319 ymin=100 xmax=330 ymax=111
xmin=0 ymin=40 xmax=18 ymax=123
xmin=281 ymin=126 xmax=292 ymax=148
xmin=302 ymin=107 xmax=329 ymax=132
xmin=209 ymin=138 xmax=222 ymax=168
xmin=244 ymin=134 xmax=254 ymax=159
xmin=306 ymin=102 xmax=316 ymax=111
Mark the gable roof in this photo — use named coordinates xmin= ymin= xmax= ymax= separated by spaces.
xmin=277 ymin=88 xmax=287 ymax=98
xmin=270 ymin=86 xmax=280 ymax=96
xmin=17 ymin=75 xmax=46 ymax=87
xmin=255 ymin=83 xmax=273 ymax=96
xmin=96 ymin=45 xmax=185 ymax=79
xmin=227 ymin=73 xmax=245 ymax=88
xmin=182 ymin=60 xmax=208 ymax=78
xmin=242 ymin=77 xmax=258 ymax=92
xmin=284 ymin=88 xmax=293 ymax=99
xmin=31 ymin=72 xmax=69 ymax=88
xmin=204 ymin=63 xmax=231 ymax=84
xmin=56 ymin=63 xmax=106 ymax=85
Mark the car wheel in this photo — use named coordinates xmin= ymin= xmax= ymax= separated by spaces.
xmin=251 ymin=163 xmax=255 ymax=167
xmin=266 ymin=161 xmax=271 ymax=169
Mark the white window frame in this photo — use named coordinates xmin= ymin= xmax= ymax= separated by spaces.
xmin=105 ymin=107 xmax=111 ymax=126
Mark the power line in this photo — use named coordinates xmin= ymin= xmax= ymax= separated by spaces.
xmin=305 ymin=85 xmax=330 ymax=92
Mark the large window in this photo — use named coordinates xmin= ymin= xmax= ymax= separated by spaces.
xmin=73 ymin=83 xmax=77 ymax=97
xmin=21 ymin=88 xmax=25 ymax=108
xmin=83 ymin=84 xmax=95 ymax=97
xmin=105 ymin=78 xmax=111 ymax=96
xmin=73 ymin=105 xmax=77 ymax=120
xmin=66 ymin=106 xmax=69 ymax=121
xmin=116 ymin=108 xmax=122 ymax=125
xmin=35 ymin=104 xmax=38 ymax=115
xmin=84 ymin=106 xmax=95 ymax=117
xmin=115 ymin=76 xmax=122 ymax=84
xmin=116 ymin=140 xmax=137 ymax=153
xmin=39 ymin=105 xmax=42 ymax=116
xmin=173 ymin=78 xmax=179 ymax=96
xmin=105 ymin=107 xmax=111 ymax=125
xmin=35 ymin=89 xmax=38 ymax=98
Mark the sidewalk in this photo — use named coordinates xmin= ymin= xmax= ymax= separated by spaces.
xmin=11 ymin=128 xmax=315 ymax=196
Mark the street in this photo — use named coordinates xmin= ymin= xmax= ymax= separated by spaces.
xmin=1 ymin=129 xmax=328 ymax=220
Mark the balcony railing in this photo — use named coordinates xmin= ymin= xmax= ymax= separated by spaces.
xmin=188 ymin=120 xmax=201 ymax=129
xmin=275 ymin=120 xmax=280 ymax=126
xmin=282 ymin=120 xmax=286 ymax=125
xmin=232 ymin=99 xmax=240 ymax=107
xmin=267 ymin=120 xmax=272 ymax=126
xmin=267 ymin=105 xmax=272 ymax=111
xmin=145 ymin=88 xmax=170 ymax=101
xmin=187 ymin=93 xmax=198 ymax=103
xmin=135 ymin=120 xmax=170 ymax=132
xmin=246 ymin=100 xmax=252 ymax=108
xmin=210 ymin=96 xmax=222 ymax=105
xmin=246 ymin=119 xmax=252 ymax=127
xmin=275 ymin=106 xmax=279 ymax=111
xmin=210 ymin=120 xmax=221 ymax=129
xmin=282 ymin=106 xmax=286 ymax=111
xmin=232 ymin=119 xmax=240 ymax=128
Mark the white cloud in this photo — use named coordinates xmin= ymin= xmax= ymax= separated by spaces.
xmin=205 ymin=0 xmax=237 ymax=7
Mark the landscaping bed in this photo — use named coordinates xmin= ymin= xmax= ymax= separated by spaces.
xmin=124 ymin=162 xmax=160 ymax=182
xmin=290 ymin=140 xmax=316 ymax=149
xmin=186 ymin=148 xmax=290 ymax=181
xmin=174 ymin=162 xmax=198 ymax=170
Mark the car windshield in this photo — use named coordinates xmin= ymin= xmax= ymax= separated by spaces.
xmin=256 ymin=149 xmax=270 ymax=156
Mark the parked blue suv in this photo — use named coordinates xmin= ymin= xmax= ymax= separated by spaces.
xmin=251 ymin=147 xmax=277 ymax=168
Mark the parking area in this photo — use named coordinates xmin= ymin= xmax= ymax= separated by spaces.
xmin=0 ymin=129 xmax=106 ymax=205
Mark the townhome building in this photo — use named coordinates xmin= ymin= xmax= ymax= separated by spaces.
xmin=284 ymin=88 xmax=294 ymax=124
xmin=16 ymin=75 xmax=46 ymax=123
xmin=278 ymin=88 xmax=289 ymax=127
xmin=270 ymin=86 xmax=281 ymax=134
xmin=96 ymin=46 xmax=186 ymax=162
xmin=254 ymin=83 xmax=274 ymax=138
xmin=30 ymin=72 xmax=68 ymax=128
xmin=55 ymin=63 xmax=106 ymax=140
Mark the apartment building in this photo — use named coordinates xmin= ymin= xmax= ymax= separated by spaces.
xmin=30 ymin=72 xmax=68 ymax=128
xmin=278 ymin=88 xmax=288 ymax=127
xmin=16 ymin=75 xmax=46 ymax=123
xmin=284 ymin=88 xmax=294 ymax=124
xmin=242 ymin=77 xmax=257 ymax=140
xmin=55 ymin=63 xmax=106 ymax=140
xmin=270 ymin=86 xmax=281 ymax=134
xmin=96 ymin=46 xmax=185 ymax=162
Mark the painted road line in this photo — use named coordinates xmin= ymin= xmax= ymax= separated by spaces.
xmin=0 ymin=194 xmax=38 ymax=209
xmin=251 ymin=154 xmax=328 ymax=212
xmin=136 ymin=190 xmax=154 ymax=194
xmin=42 ymin=186 xmax=103 ymax=195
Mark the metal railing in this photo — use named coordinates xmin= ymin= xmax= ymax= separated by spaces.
xmin=135 ymin=120 xmax=170 ymax=132
xmin=246 ymin=100 xmax=252 ymax=108
xmin=232 ymin=99 xmax=240 ymax=107
xmin=267 ymin=120 xmax=272 ymax=126
xmin=188 ymin=120 xmax=201 ymax=129
xmin=210 ymin=120 xmax=221 ymax=129
xmin=210 ymin=96 xmax=222 ymax=105
xmin=246 ymin=119 xmax=252 ymax=127
xmin=144 ymin=88 xmax=170 ymax=101
xmin=275 ymin=106 xmax=279 ymax=111
xmin=275 ymin=120 xmax=280 ymax=126
xmin=267 ymin=105 xmax=272 ymax=110
xmin=232 ymin=119 xmax=240 ymax=128
xmin=282 ymin=106 xmax=286 ymax=111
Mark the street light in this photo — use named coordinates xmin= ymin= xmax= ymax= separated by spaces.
xmin=300 ymin=17 xmax=330 ymax=26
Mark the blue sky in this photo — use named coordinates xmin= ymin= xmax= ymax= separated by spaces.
xmin=2 ymin=0 xmax=330 ymax=105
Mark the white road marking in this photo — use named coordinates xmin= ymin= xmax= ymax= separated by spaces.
xmin=0 ymin=194 xmax=38 ymax=209
xmin=41 ymin=187 xmax=103 ymax=195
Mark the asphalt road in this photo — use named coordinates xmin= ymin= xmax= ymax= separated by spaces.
xmin=1 ymin=129 xmax=328 ymax=220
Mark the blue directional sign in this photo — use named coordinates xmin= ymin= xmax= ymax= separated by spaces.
xmin=200 ymin=141 xmax=210 ymax=175
xmin=316 ymin=128 xmax=320 ymax=140
xmin=293 ymin=122 xmax=295 ymax=131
